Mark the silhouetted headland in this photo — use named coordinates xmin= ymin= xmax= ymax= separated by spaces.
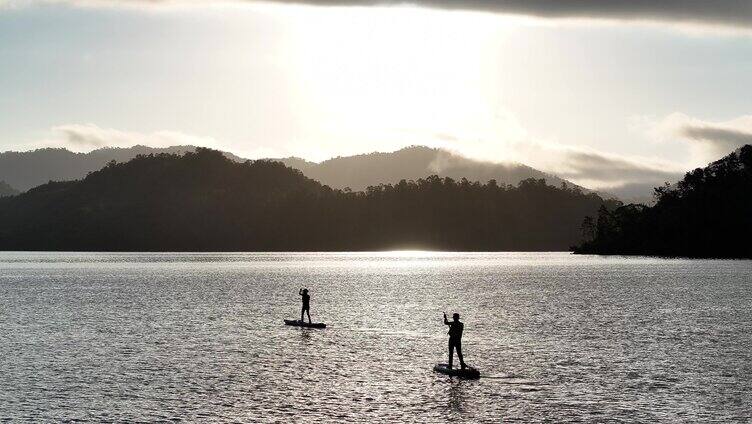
xmin=574 ymin=145 xmax=752 ymax=258
xmin=0 ymin=148 xmax=618 ymax=251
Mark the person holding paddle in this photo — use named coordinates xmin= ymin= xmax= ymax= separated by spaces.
xmin=299 ymin=288 xmax=312 ymax=323
xmin=444 ymin=312 xmax=467 ymax=370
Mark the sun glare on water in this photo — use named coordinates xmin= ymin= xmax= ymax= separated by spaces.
xmin=385 ymin=250 xmax=439 ymax=258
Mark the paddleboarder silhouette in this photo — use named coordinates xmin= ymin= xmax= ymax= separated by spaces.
xmin=299 ymin=288 xmax=312 ymax=323
xmin=444 ymin=312 xmax=467 ymax=370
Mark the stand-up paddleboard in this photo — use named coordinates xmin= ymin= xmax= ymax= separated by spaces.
xmin=434 ymin=363 xmax=480 ymax=379
xmin=284 ymin=319 xmax=326 ymax=329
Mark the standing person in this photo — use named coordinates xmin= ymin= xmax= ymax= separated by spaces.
xmin=299 ymin=288 xmax=311 ymax=323
xmin=444 ymin=312 xmax=467 ymax=370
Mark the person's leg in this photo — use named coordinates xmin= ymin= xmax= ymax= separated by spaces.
xmin=448 ymin=341 xmax=454 ymax=369
xmin=300 ymin=306 xmax=305 ymax=322
xmin=306 ymin=308 xmax=312 ymax=323
xmin=456 ymin=341 xmax=466 ymax=369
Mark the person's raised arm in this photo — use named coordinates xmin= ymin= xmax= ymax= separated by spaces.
xmin=299 ymin=288 xmax=303 ymax=296
xmin=443 ymin=312 xmax=450 ymax=325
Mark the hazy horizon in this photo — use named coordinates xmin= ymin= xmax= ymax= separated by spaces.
xmin=2 ymin=1 xmax=752 ymax=193
xmin=2 ymin=5 xmax=751 ymax=420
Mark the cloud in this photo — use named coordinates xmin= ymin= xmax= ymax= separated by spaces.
xmin=274 ymin=0 xmax=752 ymax=29
xmin=553 ymin=148 xmax=682 ymax=187
xmin=50 ymin=123 xmax=222 ymax=151
xmin=652 ymin=113 xmax=752 ymax=164
xmin=682 ymin=126 xmax=752 ymax=147
xmin=419 ymin=124 xmax=685 ymax=192
xmin=42 ymin=122 xmax=685 ymax=200
xmin=5 ymin=0 xmax=752 ymax=30
xmin=509 ymin=140 xmax=684 ymax=191
xmin=37 ymin=123 xmax=290 ymax=159
xmin=407 ymin=108 xmax=686 ymax=193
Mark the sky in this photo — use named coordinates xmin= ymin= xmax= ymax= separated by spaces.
xmin=2 ymin=0 xmax=752 ymax=194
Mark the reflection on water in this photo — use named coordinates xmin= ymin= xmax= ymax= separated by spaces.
xmin=448 ymin=380 xmax=467 ymax=414
xmin=299 ymin=328 xmax=312 ymax=344
xmin=0 ymin=252 xmax=750 ymax=422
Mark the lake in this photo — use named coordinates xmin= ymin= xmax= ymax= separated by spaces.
xmin=0 ymin=252 xmax=750 ymax=422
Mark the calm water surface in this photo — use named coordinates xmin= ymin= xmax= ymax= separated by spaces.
xmin=0 ymin=252 xmax=751 ymax=422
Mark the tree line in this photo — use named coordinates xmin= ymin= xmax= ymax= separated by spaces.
xmin=575 ymin=145 xmax=752 ymax=258
xmin=0 ymin=148 xmax=619 ymax=251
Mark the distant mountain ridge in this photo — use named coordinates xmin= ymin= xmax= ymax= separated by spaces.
xmin=0 ymin=145 xmax=587 ymax=195
xmin=0 ymin=148 xmax=617 ymax=251
xmin=273 ymin=146 xmax=581 ymax=192
xmin=0 ymin=145 xmax=244 ymax=192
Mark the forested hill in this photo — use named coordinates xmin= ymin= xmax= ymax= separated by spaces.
xmin=276 ymin=146 xmax=577 ymax=192
xmin=0 ymin=145 xmax=244 ymax=191
xmin=1 ymin=145 xmax=584 ymax=195
xmin=0 ymin=148 xmax=618 ymax=251
xmin=574 ymin=145 xmax=752 ymax=258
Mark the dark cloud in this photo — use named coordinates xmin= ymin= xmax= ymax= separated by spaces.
xmin=554 ymin=149 xmax=684 ymax=202
xmin=265 ymin=0 xmax=752 ymax=29
xmin=680 ymin=125 xmax=752 ymax=150
xmin=49 ymin=1 xmax=752 ymax=29
xmin=557 ymin=150 xmax=682 ymax=184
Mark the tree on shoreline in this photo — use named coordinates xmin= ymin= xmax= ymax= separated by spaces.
xmin=575 ymin=145 xmax=752 ymax=258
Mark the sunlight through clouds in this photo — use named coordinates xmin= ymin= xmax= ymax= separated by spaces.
xmin=2 ymin=0 xmax=752 ymax=200
xmin=268 ymin=6 xmax=519 ymax=161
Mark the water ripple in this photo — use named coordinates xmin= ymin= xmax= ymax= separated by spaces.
xmin=0 ymin=252 xmax=750 ymax=422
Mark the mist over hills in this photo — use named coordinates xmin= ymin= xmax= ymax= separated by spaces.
xmin=0 ymin=145 xmax=589 ymax=196
xmin=0 ymin=148 xmax=617 ymax=251
xmin=575 ymin=145 xmax=752 ymax=258
xmin=273 ymin=146 xmax=580 ymax=192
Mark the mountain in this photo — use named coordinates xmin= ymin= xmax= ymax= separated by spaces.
xmin=574 ymin=145 xmax=752 ymax=258
xmin=0 ymin=145 xmax=244 ymax=192
xmin=274 ymin=146 xmax=580 ymax=192
xmin=0 ymin=144 xmax=597 ymax=199
xmin=0 ymin=181 xmax=18 ymax=198
xmin=598 ymin=183 xmax=660 ymax=206
xmin=0 ymin=148 xmax=618 ymax=251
